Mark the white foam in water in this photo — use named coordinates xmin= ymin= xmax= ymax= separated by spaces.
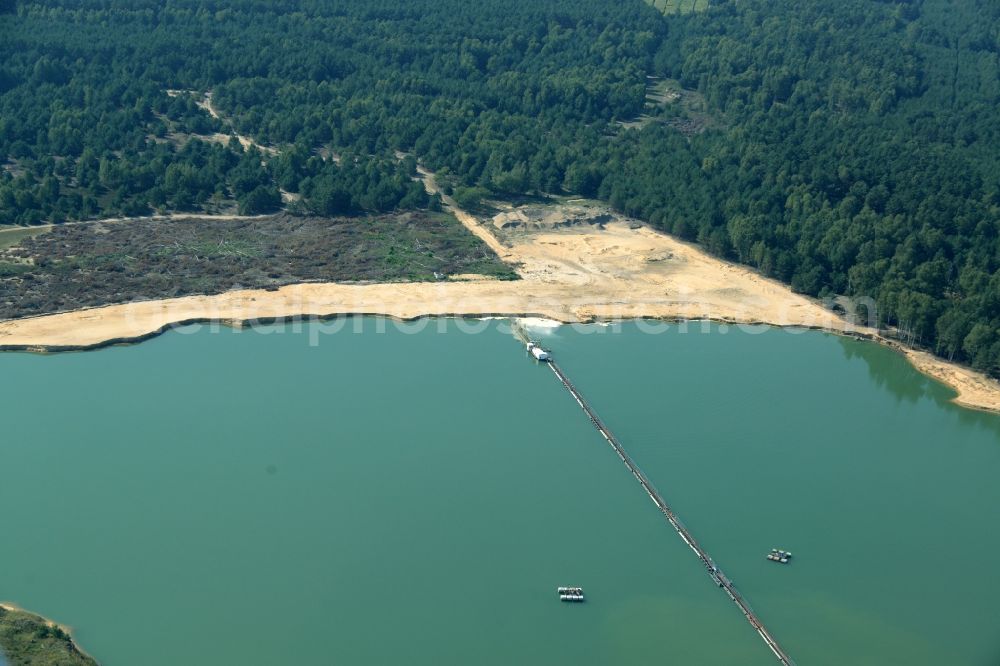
xmin=516 ymin=317 xmax=563 ymax=335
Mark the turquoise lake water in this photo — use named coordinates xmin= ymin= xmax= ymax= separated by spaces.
xmin=0 ymin=318 xmax=998 ymax=664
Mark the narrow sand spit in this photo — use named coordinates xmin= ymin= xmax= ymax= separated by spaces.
xmin=900 ymin=349 xmax=1000 ymax=413
xmin=1 ymin=184 xmax=998 ymax=414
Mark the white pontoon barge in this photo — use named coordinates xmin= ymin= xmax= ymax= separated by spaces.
xmin=526 ymin=341 xmax=551 ymax=362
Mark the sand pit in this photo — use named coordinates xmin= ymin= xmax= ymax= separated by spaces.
xmin=1 ymin=184 xmax=998 ymax=414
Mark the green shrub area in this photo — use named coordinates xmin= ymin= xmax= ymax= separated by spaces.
xmin=0 ymin=606 xmax=97 ymax=666
xmin=0 ymin=211 xmax=516 ymax=320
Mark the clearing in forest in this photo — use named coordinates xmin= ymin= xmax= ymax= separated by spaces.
xmin=646 ymin=0 xmax=709 ymax=15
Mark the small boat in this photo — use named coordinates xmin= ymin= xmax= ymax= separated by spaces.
xmin=766 ymin=548 xmax=792 ymax=564
xmin=558 ymin=586 xmax=585 ymax=602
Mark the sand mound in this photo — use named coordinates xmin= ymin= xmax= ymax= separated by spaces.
xmin=492 ymin=206 xmax=615 ymax=230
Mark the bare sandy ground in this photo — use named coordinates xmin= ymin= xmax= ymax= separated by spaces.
xmin=0 ymin=219 xmax=857 ymax=341
xmin=2 ymin=172 xmax=998 ymax=413
xmin=0 ymin=212 xmax=271 ymax=241
xmin=196 ymin=92 xmax=276 ymax=155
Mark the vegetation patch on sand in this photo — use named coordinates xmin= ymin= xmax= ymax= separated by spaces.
xmin=0 ymin=211 xmax=515 ymax=320
xmin=0 ymin=605 xmax=96 ymax=666
xmin=618 ymin=78 xmax=717 ymax=136
xmin=0 ymin=227 xmax=49 ymax=251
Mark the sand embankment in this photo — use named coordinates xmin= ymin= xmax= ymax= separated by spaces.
xmin=1 ymin=193 xmax=998 ymax=413
xmin=0 ymin=220 xmax=856 ymax=344
xmin=900 ymin=348 xmax=1000 ymax=413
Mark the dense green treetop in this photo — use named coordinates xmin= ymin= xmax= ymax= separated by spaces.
xmin=638 ymin=0 xmax=1000 ymax=374
xmin=0 ymin=0 xmax=661 ymax=222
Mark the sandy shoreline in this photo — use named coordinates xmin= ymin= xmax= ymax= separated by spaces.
xmin=0 ymin=601 xmax=63 ymax=628
xmin=897 ymin=348 xmax=1000 ymax=413
xmin=1 ymin=195 xmax=998 ymax=414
